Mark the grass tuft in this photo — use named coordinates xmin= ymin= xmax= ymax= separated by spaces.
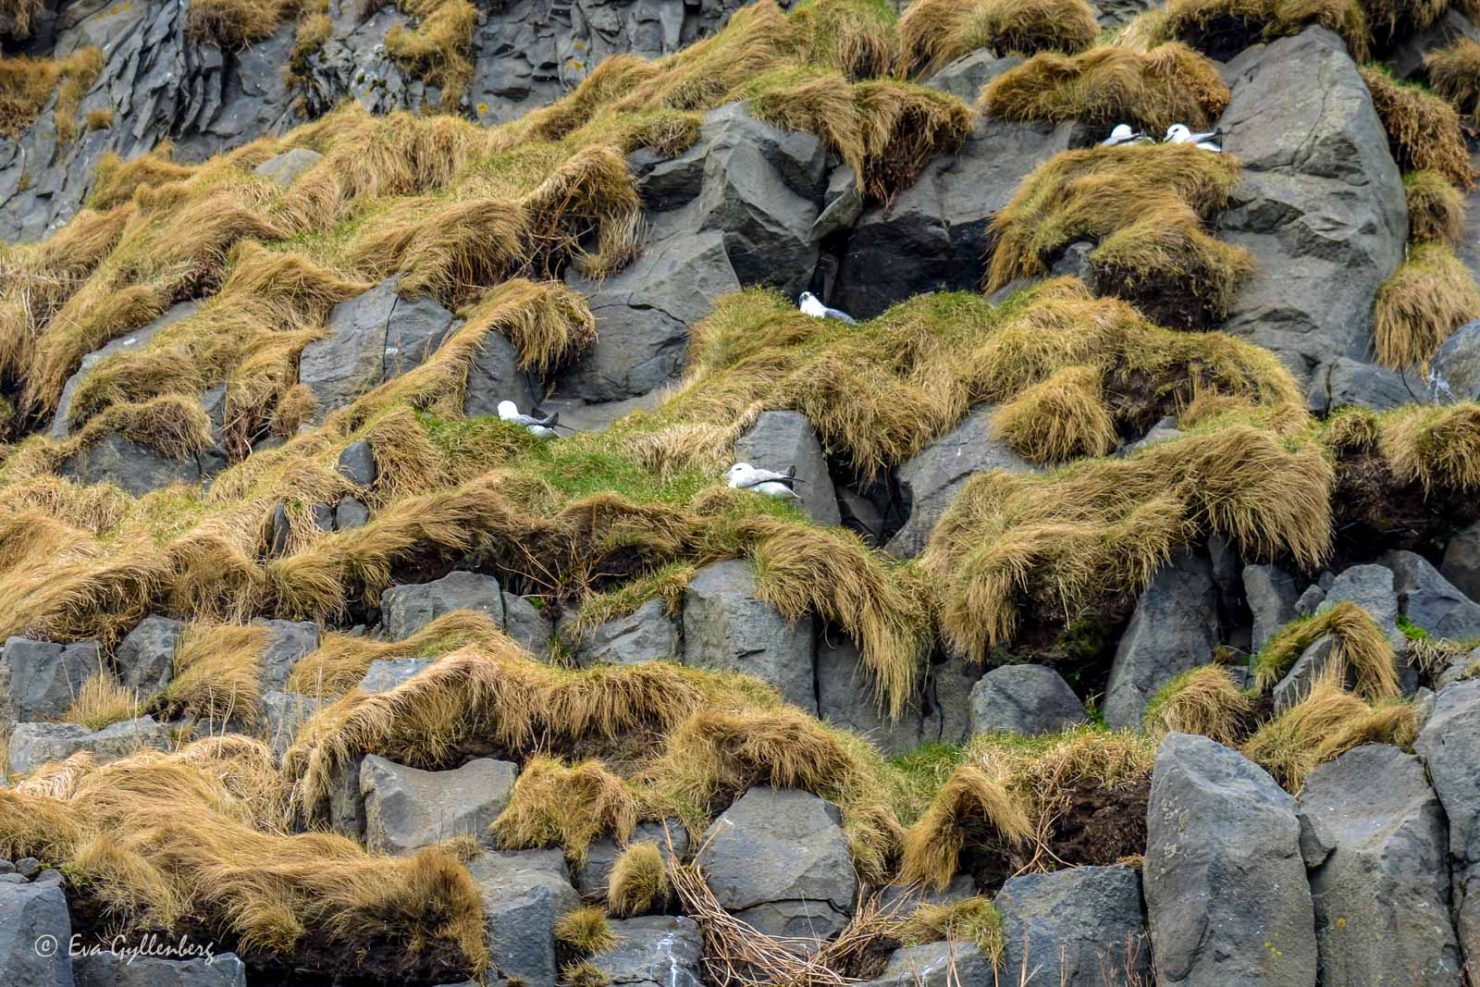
xmin=1360 ymin=66 xmax=1474 ymax=191
xmin=1142 ymin=664 xmax=1250 ymax=743
xmin=1241 ymin=677 xmax=1416 ymax=789
xmin=1374 ymin=242 xmax=1480 ymax=370
xmin=1250 ymin=601 xmax=1399 ymax=701
xmin=899 ymin=0 xmax=1099 ymax=77
xmin=607 ymin=842 xmax=669 ymax=917
xmin=1404 ymin=170 xmax=1467 ymax=246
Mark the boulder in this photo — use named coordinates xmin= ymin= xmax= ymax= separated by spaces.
xmin=593 ymin=916 xmax=703 ymax=987
xmin=1298 ymin=744 xmax=1461 ymax=986
xmin=299 ymin=277 xmax=454 ymax=416
xmin=857 ymin=941 xmax=992 ymax=987
xmin=359 ymin=658 xmax=432 ymax=694
xmin=683 ymin=560 xmax=816 ymax=711
xmin=1215 ymin=28 xmax=1406 ymax=377
xmin=923 ymin=50 xmax=1023 ymax=102
xmin=502 ymin=594 xmax=554 ymax=661
xmin=50 ymin=302 xmax=199 ymax=440
xmin=1103 ymin=552 xmax=1220 ymax=730
xmin=734 ymin=410 xmax=841 ymax=526
xmin=561 ymin=599 xmax=679 ymax=667
xmin=883 ymin=405 xmax=1037 ymax=558
xmin=1145 ymin=733 xmax=1316 ymax=986
xmin=463 ymin=330 xmax=536 ymax=420
xmin=1430 ymin=319 xmax=1480 ymax=403
xmin=1295 ymin=583 xmax=1327 ymax=616
xmin=923 ymin=655 xmax=984 ymax=747
xmin=60 ymin=433 xmax=214 ymax=496
xmin=0 ymin=882 xmax=73 ymax=986
xmin=997 ymin=864 xmax=1151 ymax=987
xmin=1272 ymin=634 xmax=1340 ymax=712
xmin=575 ymin=821 xmax=689 ymax=898
xmin=1416 ymin=680 xmax=1480 ymax=964
xmin=467 ymin=849 xmax=579 ymax=987
xmin=334 ymin=497 xmax=370 ymax=530
xmin=1382 ymin=549 xmax=1480 ymax=641
xmin=337 ymin=440 xmax=378 ymax=486
xmin=115 ymin=615 xmax=183 ymax=695
xmin=815 ymin=633 xmax=933 ymax=756
xmin=74 ymin=952 xmax=247 ymax=986
xmin=381 ymin=571 xmax=502 ymax=641
xmin=811 ymin=165 xmax=863 ymax=242
xmin=259 ymin=691 xmax=325 ymax=756
xmin=1318 ymin=563 xmax=1402 ymax=646
xmin=250 ymin=618 xmax=319 ymax=693
xmin=361 ymin=755 xmax=517 ymax=855
xmin=1442 ymin=520 xmax=1480 ymax=604
xmin=1244 ymin=563 xmax=1300 ymax=653
xmin=7 ymin=717 xmax=169 ymax=776
xmin=0 ymin=638 xmax=100 ymax=731
xmin=968 ymin=664 xmax=1086 ymax=736
xmin=253 ymin=147 xmax=324 ymax=187
xmin=831 ymin=118 xmax=1076 ymax=319
xmin=1306 ymin=357 xmax=1423 ymax=414
xmin=699 ymin=787 xmax=856 ymax=944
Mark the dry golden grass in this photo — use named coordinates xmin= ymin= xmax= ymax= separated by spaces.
xmin=494 ymin=757 xmax=641 ymax=864
xmin=899 ymin=0 xmax=1099 ymax=77
xmin=87 ymin=146 xmax=195 ymax=211
xmin=555 ymin=904 xmax=617 ymax=954
xmin=1428 ymin=37 xmax=1480 ymax=123
xmin=186 ymin=0 xmax=296 ymax=49
xmin=980 ymin=43 xmax=1230 ymax=133
xmin=1241 ymin=677 xmax=1416 ymax=789
xmin=385 ymin=0 xmax=478 ymax=107
xmin=0 ymin=46 xmax=101 ymax=141
xmin=1251 ymin=601 xmax=1399 ymax=701
xmin=64 ymin=672 xmax=143 ymax=731
xmin=924 ymin=422 xmax=1331 ymax=656
xmin=1156 ymin=0 xmax=1369 ymax=60
xmin=1142 ymin=664 xmax=1251 ymax=743
xmin=1374 ymin=243 xmax=1480 ymax=370
xmin=1369 ymin=403 xmax=1480 ymax=492
xmin=287 ymin=609 xmax=506 ymax=698
xmin=1361 ymin=67 xmax=1474 ymax=190
xmin=899 ymin=763 xmax=1032 ymax=890
xmin=0 ymin=739 xmax=488 ymax=975
xmin=162 ymin=622 xmax=274 ymax=726
xmin=1 ymin=0 xmax=44 ymax=38
xmin=985 ymin=143 xmax=1254 ymax=327
xmin=607 ymin=842 xmax=669 ymax=916
xmin=897 ymin=897 xmax=1004 ymax=963
xmin=1405 ymin=170 xmax=1467 ymax=246
xmin=991 ymin=364 xmax=1118 ymax=463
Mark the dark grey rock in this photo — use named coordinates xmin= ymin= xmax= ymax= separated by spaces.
xmin=1298 ymin=744 xmax=1460 ymax=986
xmin=358 ymin=658 xmax=432 ymax=694
xmin=337 ymin=440 xmax=377 ymax=486
xmin=1417 ymin=680 xmax=1480 ymax=964
xmin=575 ymin=821 xmax=689 ymax=899
xmin=858 ymin=941 xmax=992 ymax=987
xmin=361 ymin=754 xmax=517 ymax=855
xmin=467 ymin=849 xmax=579 ymax=987
xmin=381 ymin=571 xmax=502 ymax=641
xmin=1390 ymin=8 xmax=1480 ymax=79
xmin=734 ymin=410 xmax=840 ymax=526
xmin=1430 ymin=319 xmax=1480 ymax=403
xmin=253 ymin=147 xmax=323 ymax=188
xmin=1296 ymin=584 xmax=1327 ymax=616
xmin=562 ymin=599 xmax=678 ymax=667
xmin=0 ymin=638 xmax=99 ymax=731
xmin=115 ymin=615 xmax=183 ymax=695
xmin=923 ymin=50 xmax=1022 ymax=102
xmin=1319 ymin=563 xmax=1402 ymax=647
xmin=1382 ymin=549 xmax=1480 ymax=641
xmin=1145 ymin=733 xmax=1316 ymax=987
xmin=334 ymin=496 xmax=370 ymax=530
xmin=259 ymin=691 xmax=324 ymax=756
xmin=1443 ymin=520 xmax=1480 ymax=604
xmin=75 ymin=952 xmax=246 ymax=986
xmin=463 ymin=330 xmax=536 ymax=420
xmin=1273 ymin=634 xmax=1340 ymax=712
xmin=60 ymin=433 xmax=210 ymax=496
xmin=997 ymin=865 xmax=1150 ymax=987
xmin=594 ymin=916 xmax=703 ymax=987
xmin=924 ymin=655 xmax=983 ymax=747
xmin=1216 ymin=28 xmax=1406 ymax=377
xmin=815 ymin=633 xmax=933 ymax=756
xmin=1245 ymin=563 xmax=1300 ymax=653
xmin=699 ymin=787 xmax=855 ymax=945
xmin=811 ymin=165 xmax=863 ymax=242
xmin=883 ymin=405 xmax=1036 ymax=559
xmin=682 ymin=560 xmax=815 ymax=711
xmin=7 ymin=717 xmax=168 ymax=776
xmin=1306 ymin=357 xmax=1423 ymax=414
xmin=250 ymin=618 xmax=319 ymax=693
xmin=831 ymin=117 xmax=1076 ymax=320
xmin=1103 ymin=552 xmax=1220 ymax=730
xmin=969 ymin=664 xmax=1086 ymax=736
xmin=502 ymin=594 xmax=554 ymax=661
xmin=0 ymin=882 xmax=73 ymax=986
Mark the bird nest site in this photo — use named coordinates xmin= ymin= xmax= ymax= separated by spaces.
xmin=2 ymin=0 xmax=1480 ymax=982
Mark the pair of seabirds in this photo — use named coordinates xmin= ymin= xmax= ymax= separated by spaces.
xmin=1102 ymin=122 xmax=1223 ymax=152
xmin=495 ymin=401 xmax=805 ymax=504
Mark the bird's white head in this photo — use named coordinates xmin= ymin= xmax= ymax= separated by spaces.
xmin=726 ymin=463 xmax=752 ymax=481
xmin=798 ymin=292 xmax=816 ymax=306
xmin=496 ymin=400 xmax=519 ymax=420
xmin=1165 ymin=124 xmax=1191 ymax=143
xmin=1109 ymin=123 xmax=1134 ymax=142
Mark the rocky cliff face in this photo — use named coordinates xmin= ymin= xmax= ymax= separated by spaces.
xmin=4 ymin=0 xmax=1480 ymax=983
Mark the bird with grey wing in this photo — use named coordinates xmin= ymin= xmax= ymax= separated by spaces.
xmin=798 ymin=291 xmax=857 ymax=324
xmin=1100 ymin=123 xmax=1153 ymax=147
xmin=726 ymin=462 xmax=804 ymax=501
xmin=1163 ymin=123 xmax=1224 ymax=152
xmin=498 ymin=400 xmax=563 ymax=439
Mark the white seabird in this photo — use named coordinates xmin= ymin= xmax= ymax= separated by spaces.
xmin=726 ymin=462 xmax=803 ymax=500
xmin=497 ymin=400 xmax=560 ymax=439
xmin=799 ymin=291 xmax=857 ymax=324
xmin=1100 ymin=123 xmax=1150 ymax=147
xmin=1164 ymin=123 xmax=1223 ymax=152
